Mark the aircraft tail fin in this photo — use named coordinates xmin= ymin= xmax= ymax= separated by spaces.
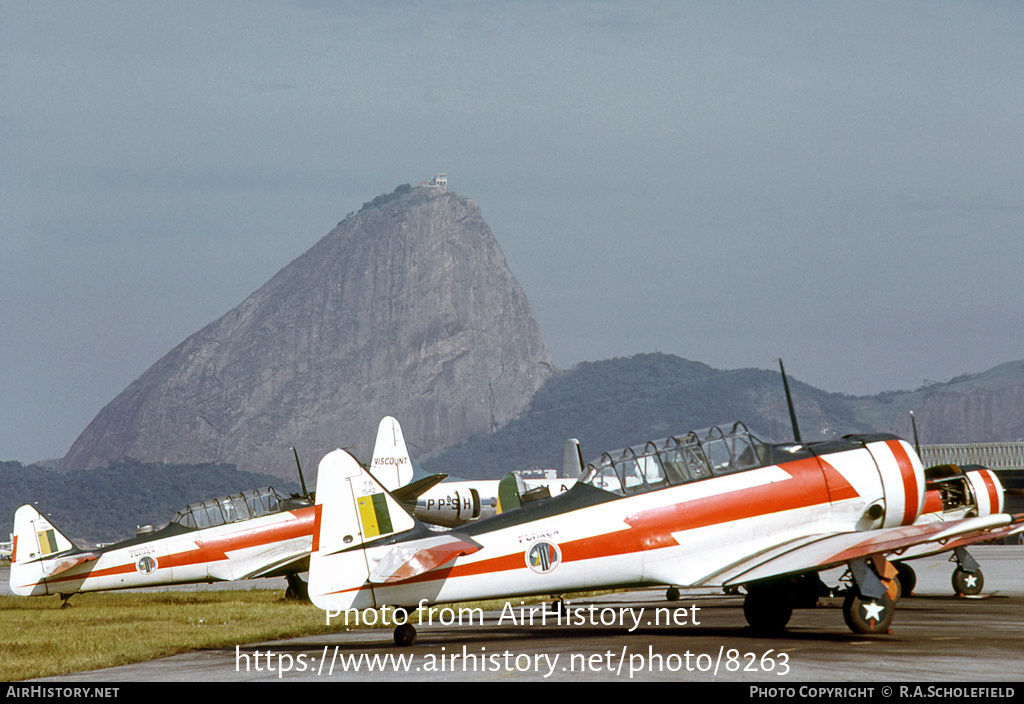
xmin=369 ymin=416 xmax=415 ymax=491
xmin=308 ymin=448 xmax=417 ymax=611
xmin=563 ymin=438 xmax=584 ymax=478
xmin=497 ymin=472 xmax=525 ymax=513
xmin=10 ymin=505 xmax=79 ymax=596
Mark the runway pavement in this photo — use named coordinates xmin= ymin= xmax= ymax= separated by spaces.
xmin=21 ymin=546 xmax=1024 ymax=683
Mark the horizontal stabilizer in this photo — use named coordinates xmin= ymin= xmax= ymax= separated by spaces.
xmin=368 ymin=534 xmax=481 ymax=584
xmin=239 ymin=553 xmax=311 ymax=581
xmin=41 ymin=553 xmax=98 ymax=578
xmin=392 ymin=474 xmax=449 ymax=503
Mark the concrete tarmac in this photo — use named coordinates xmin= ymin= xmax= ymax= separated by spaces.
xmin=23 ymin=546 xmax=1024 ymax=683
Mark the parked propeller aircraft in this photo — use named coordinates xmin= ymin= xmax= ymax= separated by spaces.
xmin=9 ymin=416 xmax=576 ymax=602
xmin=893 ymin=462 xmax=1020 ymax=596
xmin=10 ymin=486 xmax=318 ymax=602
xmin=307 ymin=421 xmax=1023 ymax=645
xmin=878 ymin=409 xmax=1023 ymax=597
xmin=765 ymin=363 xmax=1020 ymax=601
xmin=368 ymin=416 xmax=578 ymax=527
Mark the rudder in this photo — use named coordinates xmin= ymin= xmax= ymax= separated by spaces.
xmin=308 ymin=449 xmax=417 ymax=612
xmin=10 ymin=505 xmax=77 ymax=596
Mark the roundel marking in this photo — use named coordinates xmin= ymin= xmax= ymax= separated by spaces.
xmin=525 ymin=541 xmax=561 ymax=574
xmin=136 ymin=555 xmax=158 ymax=575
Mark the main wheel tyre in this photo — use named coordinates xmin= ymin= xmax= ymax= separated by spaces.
xmin=743 ymin=583 xmax=793 ymax=634
xmin=952 ymin=567 xmax=984 ymax=596
xmin=284 ymin=573 xmax=309 ymax=601
xmin=394 ymin=623 xmax=417 ymax=646
xmin=842 ymin=592 xmax=894 ymax=635
xmin=895 ymin=562 xmax=916 ymax=597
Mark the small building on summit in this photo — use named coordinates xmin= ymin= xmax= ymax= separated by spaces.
xmin=420 ymin=173 xmax=447 ymax=189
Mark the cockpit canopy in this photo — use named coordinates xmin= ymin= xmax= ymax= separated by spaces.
xmin=171 ymin=487 xmax=284 ymax=530
xmin=581 ymin=422 xmax=772 ymax=496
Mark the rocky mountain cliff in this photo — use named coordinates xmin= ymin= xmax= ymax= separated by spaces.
xmin=855 ymin=360 xmax=1024 ymax=444
xmin=58 ymin=185 xmax=553 ymax=479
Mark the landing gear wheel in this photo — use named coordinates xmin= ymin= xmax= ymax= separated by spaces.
xmin=394 ymin=623 xmax=417 ymax=647
xmin=895 ymin=562 xmax=916 ymax=598
xmin=842 ymin=592 xmax=894 ymax=635
xmin=666 ymin=586 xmax=680 ymax=601
xmin=884 ymin=573 xmax=902 ymax=604
xmin=743 ymin=583 xmax=793 ymax=634
xmin=952 ymin=567 xmax=983 ymax=596
xmin=284 ymin=573 xmax=309 ymax=601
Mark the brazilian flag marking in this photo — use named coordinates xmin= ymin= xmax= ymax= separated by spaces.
xmin=357 ymin=493 xmax=393 ymax=538
xmin=37 ymin=529 xmax=59 ymax=556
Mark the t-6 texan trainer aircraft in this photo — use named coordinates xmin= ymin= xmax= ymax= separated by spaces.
xmin=10 ymin=487 xmax=318 ymax=603
xmin=307 ymin=422 xmax=1023 ymax=645
xmin=894 ymin=462 xmax=1017 ymax=596
xmin=8 ymin=416 xmax=573 ymax=602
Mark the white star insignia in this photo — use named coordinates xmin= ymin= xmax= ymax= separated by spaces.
xmin=964 ymin=574 xmax=978 ymax=589
xmin=862 ymin=600 xmax=885 ymax=621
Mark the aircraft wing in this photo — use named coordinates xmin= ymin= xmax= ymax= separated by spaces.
xmin=898 ymin=513 xmax=1024 ymax=561
xmin=936 ymin=516 xmax=1024 ymax=547
xmin=367 ymin=534 xmax=482 ymax=584
xmin=658 ymin=513 xmax=1018 ymax=588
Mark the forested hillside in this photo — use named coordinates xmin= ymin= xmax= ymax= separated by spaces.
xmin=420 ymin=353 xmax=1024 ymax=480
xmin=1 ymin=460 xmax=299 ymax=545
xmin=419 ymin=353 xmax=872 ymax=479
xmin=7 ymin=353 xmax=1023 ymax=541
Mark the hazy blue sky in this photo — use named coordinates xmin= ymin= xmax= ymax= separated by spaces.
xmin=3 ymin=2 xmax=1022 ymax=462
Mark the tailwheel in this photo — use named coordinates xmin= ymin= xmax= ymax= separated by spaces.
xmin=666 ymin=586 xmax=680 ymax=601
xmin=895 ymin=562 xmax=917 ymax=597
xmin=742 ymin=582 xmax=793 ymax=634
xmin=952 ymin=567 xmax=984 ymax=596
xmin=842 ymin=592 xmax=894 ymax=635
xmin=394 ymin=623 xmax=417 ymax=646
